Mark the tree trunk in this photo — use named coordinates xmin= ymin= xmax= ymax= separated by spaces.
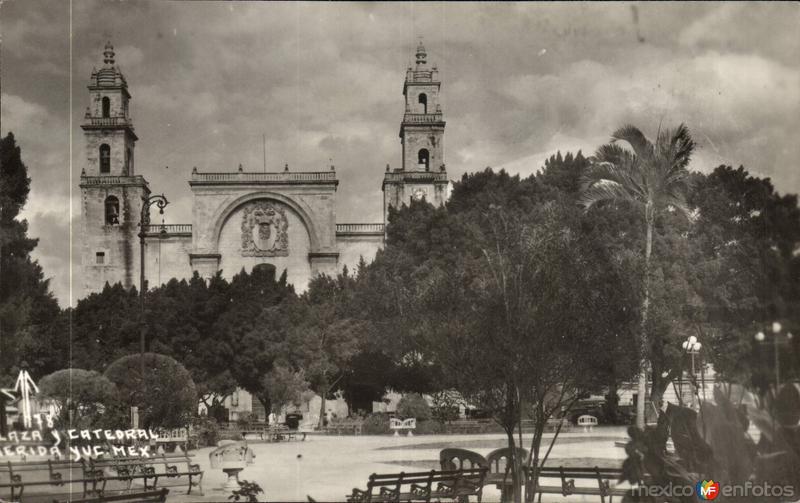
xmin=502 ymin=384 xmax=522 ymax=503
xmin=636 ymin=203 xmax=654 ymax=429
xmin=605 ymin=380 xmax=619 ymax=424
xmin=504 ymin=426 xmax=521 ymax=503
xmin=0 ymin=394 xmax=7 ymax=436
xmin=317 ymin=376 xmax=328 ymax=430
xmin=258 ymin=396 xmax=272 ymax=424
xmin=650 ymin=367 xmax=677 ymax=411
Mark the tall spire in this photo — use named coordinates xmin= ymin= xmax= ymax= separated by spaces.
xmin=103 ymin=41 xmax=115 ymax=66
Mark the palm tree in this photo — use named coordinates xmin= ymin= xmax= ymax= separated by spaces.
xmin=580 ymin=124 xmax=695 ymax=429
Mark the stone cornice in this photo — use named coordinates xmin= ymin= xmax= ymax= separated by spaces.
xmin=189 ymin=170 xmax=339 ymax=188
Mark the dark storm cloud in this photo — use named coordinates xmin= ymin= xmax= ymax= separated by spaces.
xmin=1 ymin=1 xmax=798 ymax=306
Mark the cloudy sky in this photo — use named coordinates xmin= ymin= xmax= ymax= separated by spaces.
xmin=1 ymin=1 xmax=798 ymax=307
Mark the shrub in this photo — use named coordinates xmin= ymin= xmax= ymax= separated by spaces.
xmin=415 ymin=419 xmax=446 ymax=435
xmin=230 ymin=480 xmax=264 ymax=502
xmin=362 ymin=413 xmax=391 ymax=435
xmin=192 ymin=416 xmax=220 ymax=447
xmin=39 ymin=369 xmax=120 ymax=429
xmin=397 ymin=393 xmax=431 ymax=421
xmin=430 ymin=391 xmax=463 ymax=423
xmin=104 ymin=353 xmax=197 ymax=428
xmin=236 ymin=412 xmax=257 ymax=427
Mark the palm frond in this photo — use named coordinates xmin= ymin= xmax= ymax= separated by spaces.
xmin=658 ymin=123 xmax=695 ymax=172
xmin=593 ymin=143 xmax=631 ymax=167
xmin=583 ymin=159 xmax=648 ymax=202
xmin=578 ymin=180 xmax=638 ymax=210
xmin=611 ymin=124 xmax=654 ymax=162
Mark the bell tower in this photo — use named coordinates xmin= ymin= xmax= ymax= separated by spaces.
xmin=79 ymin=42 xmax=150 ymax=297
xmin=383 ymin=41 xmax=449 ymax=222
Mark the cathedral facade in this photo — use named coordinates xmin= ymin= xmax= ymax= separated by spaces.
xmin=80 ymin=42 xmax=449 ymax=297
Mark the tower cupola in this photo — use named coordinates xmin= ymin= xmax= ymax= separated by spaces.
xmin=82 ymin=42 xmax=137 ymax=176
xmin=415 ymin=41 xmax=427 ymax=67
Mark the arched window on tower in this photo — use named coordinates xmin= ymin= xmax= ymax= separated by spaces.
xmin=102 ymin=97 xmax=110 ymax=118
xmin=99 ymin=144 xmax=111 ymax=173
xmin=418 ymin=148 xmax=430 ymax=171
xmin=418 ymin=93 xmax=427 ymax=114
xmin=105 ymin=196 xmax=120 ymax=225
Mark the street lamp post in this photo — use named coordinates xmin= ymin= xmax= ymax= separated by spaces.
xmin=682 ymin=336 xmax=702 ymax=408
xmin=137 ymin=194 xmax=169 ymax=425
xmin=754 ymin=321 xmax=794 ymax=390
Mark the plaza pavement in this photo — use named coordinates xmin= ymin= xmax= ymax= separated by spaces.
xmin=169 ymin=426 xmax=630 ymax=503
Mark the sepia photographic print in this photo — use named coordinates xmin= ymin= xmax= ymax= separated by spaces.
xmin=0 ymin=1 xmax=799 ymax=502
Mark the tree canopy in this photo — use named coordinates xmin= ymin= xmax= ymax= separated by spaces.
xmin=104 ymin=352 xmax=197 ymax=428
xmin=0 ymin=132 xmax=64 ymax=385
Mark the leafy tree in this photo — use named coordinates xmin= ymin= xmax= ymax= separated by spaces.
xmin=340 ymin=350 xmax=396 ymax=414
xmin=538 ymin=151 xmax=641 ymax=422
xmin=38 ymin=368 xmax=121 ymax=429
xmin=0 ymin=132 xmax=64 ymax=384
xmin=216 ymin=264 xmax=296 ymax=417
xmin=69 ymin=283 xmax=142 ymax=371
xmin=365 ymin=171 xmax=638 ymax=503
xmin=293 ymin=272 xmax=368 ymax=429
xmin=580 ymin=124 xmax=696 ymax=429
xmin=104 ymin=352 xmax=197 ymax=428
xmin=416 ymin=202 xmax=635 ymax=503
xmin=687 ymin=166 xmax=800 ymax=393
xmin=396 ymin=393 xmax=431 ymax=421
xmin=261 ymin=365 xmax=309 ymax=415
xmin=148 ymin=273 xmax=239 ymax=411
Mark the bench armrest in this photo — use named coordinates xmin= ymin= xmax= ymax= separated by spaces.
xmin=379 ymin=486 xmax=398 ymax=497
xmin=561 ymin=478 xmax=575 ymax=496
xmin=347 ymin=488 xmax=369 ymax=502
xmin=436 ymin=482 xmax=456 ymax=496
xmin=411 ymin=483 xmax=431 ymax=497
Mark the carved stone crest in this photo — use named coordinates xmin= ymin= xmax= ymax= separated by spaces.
xmin=412 ymin=188 xmax=427 ymax=201
xmin=241 ymin=201 xmax=289 ymax=256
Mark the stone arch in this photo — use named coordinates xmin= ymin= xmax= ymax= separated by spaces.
xmin=211 ymin=191 xmax=320 ymax=254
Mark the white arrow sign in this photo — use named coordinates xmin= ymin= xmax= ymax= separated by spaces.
xmin=13 ymin=370 xmax=39 ymax=429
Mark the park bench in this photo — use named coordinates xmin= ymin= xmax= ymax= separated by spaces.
xmin=232 ymin=423 xmax=307 ymax=441
xmin=347 ymin=468 xmax=487 ymax=503
xmin=323 ymin=420 xmax=363 ymax=436
xmin=0 ymin=458 xmax=87 ymax=501
xmin=91 ymin=453 xmax=203 ymax=495
xmin=153 ymin=428 xmax=189 ymax=453
xmin=448 ymin=419 xmax=492 ymax=434
xmin=1 ymin=453 xmax=202 ymax=500
xmin=53 ymin=487 xmax=169 ymax=503
xmin=577 ymin=415 xmax=598 ymax=432
xmin=266 ymin=424 xmax=307 ymax=442
xmin=389 ymin=418 xmax=416 ymax=437
xmin=528 ymin=466 xmax=626 ymax=503
xmin=545 ymin=418 xmax=572 ymax=432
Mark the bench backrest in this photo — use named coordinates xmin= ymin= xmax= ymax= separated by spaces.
xmin=439 ymin=448 xmax=488 ymax=471
xmin=537 ymin=466 xmax=622 ymax=479
xmin=365 ymin=468 xmax=487 ymax=495
xmin=486 ymin=447 xmax=529 ymax=474
xmin=577 ymin=415 xmax=598 ymax=425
